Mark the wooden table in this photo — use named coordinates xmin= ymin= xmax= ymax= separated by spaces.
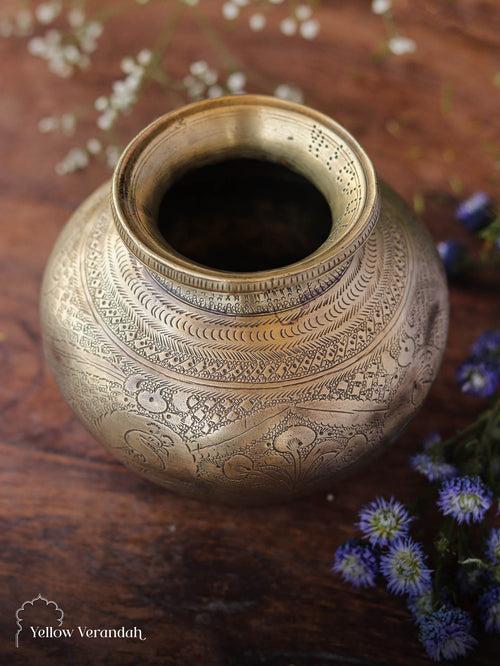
xmin=1 ymin=1 xmax=499 ymax=663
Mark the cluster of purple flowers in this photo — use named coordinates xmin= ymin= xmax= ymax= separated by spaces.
xmin=456 ymin=330 xmax=500 ymax=398
xmin=438 ymin=191 xmax=497 ymax=277
xmin=332 ymin=321 xmax=499 ymax=662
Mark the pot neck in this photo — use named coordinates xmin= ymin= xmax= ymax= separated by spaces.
xmin=111 ymin=95 xmax=380 ymax=314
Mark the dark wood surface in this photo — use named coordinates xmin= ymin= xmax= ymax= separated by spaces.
xmin=1 ymin=1 xmax=499 ymax=664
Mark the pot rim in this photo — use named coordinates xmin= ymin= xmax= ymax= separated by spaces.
xmin=111 ymin=94 xmax=379 ymax=293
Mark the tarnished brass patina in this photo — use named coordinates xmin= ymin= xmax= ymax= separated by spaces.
xmin=41 ymin=96 xmax=448 ymax=504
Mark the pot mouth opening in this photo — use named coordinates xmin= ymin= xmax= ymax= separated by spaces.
xmin=157 ymin=157 xmax=333 ymax=273
xmin=112 ymin=95 xmax=379 ymax=293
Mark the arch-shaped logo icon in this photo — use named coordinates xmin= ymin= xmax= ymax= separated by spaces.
xmin=15 ymin=594 xmax=64 ymax=648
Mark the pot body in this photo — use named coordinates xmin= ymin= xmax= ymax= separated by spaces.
xmin=40 ymin=98 xmax=448 ymax=504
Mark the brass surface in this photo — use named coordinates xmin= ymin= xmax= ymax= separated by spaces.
xmin=40 ymin=95 xmax=449 ymax=504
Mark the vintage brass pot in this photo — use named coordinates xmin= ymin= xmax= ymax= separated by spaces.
xmin=41 ymin=95 xmax=448 ymax=504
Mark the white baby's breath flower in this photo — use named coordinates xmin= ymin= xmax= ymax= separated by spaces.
xmin=86 ymin=138 xmax=102 ymax=155
xmin=226 ymin=71 xmax=246 ymax=93
xmin=249 ymin=13 xmax=266 ymax=31
xmin=300 ymin=19 xmax=319 ymax=40
xmin=372 ymin=0 xmax=392 ymax=15
xmin=190 ymin=60 xmax=208 ymax=76
xmin=105 ymin=145 xmax=121 ymax=168
xmin=68 ymin=8 xmax=85 ymax=28
xmin=388 ymin=35 xmax=416 ymax=55
xmin=38 ymin=116 xmax=59 ymax=133
xmin=60 ymin=113 xmax=76 ymax=135
xmin=280 ymin=17 xmax=297 ymax=36
xmin=222 ymin=2 xmax=239 ymax=20
xmin=295 ymin=4 xmax=312 ymax=21
xmin=15 ymin=9 xmax=34 ymax=36
xmin=274 ymin=83 xmax=304 ymax=104
xmin=207 ymin=84 xmax=224 ymax=98
xmin=94 ymin=96 xmax=108 ymax=111
xmin=36 ymin=2 xmax=62 ymax=26
xmin=137 ymin=49 xmax=152 ymax=66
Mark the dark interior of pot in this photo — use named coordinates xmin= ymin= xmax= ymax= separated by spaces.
xmin=157 ymin=158 xmax=333 ymax=273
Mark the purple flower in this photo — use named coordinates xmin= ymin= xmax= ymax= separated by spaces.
xmin=456 ymin=192 xmax=494 ymax=231
xmin=358 ymin=497 xmax=412 ymax=547
xmin=478 ymin=586 xmax=500 ymax=633
xmin=380 ymin=538 xmax=432 ymax=596
xmin=437 ymin=240 xmax=466 ymax=277
xmin=470 ymin=330 xmax=500 ymax=360
xmin=486 ymin=527 xmax=500 ymax=564
xmin=332 ymin=539 xmax=378 ymax=588
xmin=438 ymin=476 xmax=493 ymax=524
xmin=456 ymin=359 xmax=498 ymax=398
xmin=418 ymin=606 xmax=477 ymax=661
xmin=410 ymin=453 xmax=457 ymax=482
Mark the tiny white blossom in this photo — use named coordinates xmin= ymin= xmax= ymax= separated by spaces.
xmin=372 ymin=0 xmax=392 ymax=15
xmin=137 ymin=49 xmax=152 ymax=66
xmin=86 ymin=138 xmax=102 ymax=155
xmin=68 ymin=8 xmax=85 ymax=28
xmin=388 ymin=35 xmax=416 ymax=55
xmin=249 ymin=13 xmax=266 ymax=31
xmin=15 ymin=9 xmax=34 ymax=36
xmin=190 ymin=60 xmax=208 ymax=76
xmin=227 ymin=71 xmax=246 ymax=93
xmin=106 ymin=145 xmax=121 ymax=168
xmin=94 ymin=96 xmax=108 ymax=111
xmin=274 ymin=83 xmax=304 ymax=104
xmin=280 ymin=17 xmax=297 ymax=36
xmin=36 ymin=2 xmax=62 ymax=26
xmin=38 ymin=116 xmax=59 ymax=133
xmin=207 ymin=84 xmax=224 ymax=98
xmin=222 ymin=2 xmax=239 ymax=20
xmin=61 ymin=113 xmax=76 ymax=135
xmin=295 ymin=4 xmax=312 ymax=21
xmin=28 ymin=37 xmax=46 ymax=55
xmin=300 ymin=19 xmax=319 ymax=40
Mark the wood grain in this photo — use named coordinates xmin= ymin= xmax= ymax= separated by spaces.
xmin=0 ymin=1 xmax=499 ymax=664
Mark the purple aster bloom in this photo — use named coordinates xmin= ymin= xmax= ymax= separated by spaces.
xmin=422 ymin=432 xmax=442 ymax=452
xmin=455 ymin=191 xmax=494 ymax=231
xmin=470 ymin=330 xmax=500 ymax=360
xmin=418 ymin=606 xmax=477 ymax=661
xmin=380 ymin=538 xmax=432 ymax=596
xmin=358 ymin=497 xmax=412 ymax=547
xmin=332 ymin=539 xmax=378 ymax=588
xmin=437 ymin=476 xmax=493 ymax=524
xmin=478 ymin=586 xmax=500 ymax=633
xmin=437 ymin=240 xmax=466 ymax=277
xmin=456 ymin=359 xmax=498 ymax=398
xmin=486 ymin=527 xmax=500 ymax=564
xmin=410 ymin=453 xmax=457 ymax=482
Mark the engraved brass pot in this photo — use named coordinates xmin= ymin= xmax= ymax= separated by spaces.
xmin=41 ymin=95 xmax=448 ymax=505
